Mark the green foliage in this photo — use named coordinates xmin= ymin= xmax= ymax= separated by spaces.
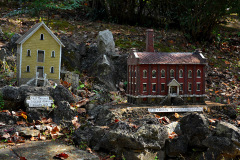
xmin=0 ymin=93 xmax=4 ymax=111
xmin=5 ymin=0 xmax=84 ymax=18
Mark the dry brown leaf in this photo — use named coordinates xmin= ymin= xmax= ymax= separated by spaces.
xmin=174 ymin=113 xmax=180 ymax=119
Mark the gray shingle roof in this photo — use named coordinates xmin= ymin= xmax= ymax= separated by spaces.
xmin=135 ymin=52 xmax=205 ymax=64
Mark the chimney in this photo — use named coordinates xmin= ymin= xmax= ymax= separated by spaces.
xmin=146 ymin=29 xmax=154 ymax=52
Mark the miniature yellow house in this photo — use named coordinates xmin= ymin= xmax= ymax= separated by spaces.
xmin=16 ymin=21 xmax=65 ymax=85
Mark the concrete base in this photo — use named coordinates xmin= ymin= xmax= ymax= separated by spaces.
xmin=128 ymin=96 xmax=205 ymax=105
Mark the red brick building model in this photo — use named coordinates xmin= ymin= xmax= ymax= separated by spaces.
xmin=127 ymin=29 xmax=207 ymax=105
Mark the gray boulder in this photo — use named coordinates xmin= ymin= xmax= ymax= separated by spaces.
xmin=60 ymin=35 xmax=86 ymax=70
xmin=180 ymin=113 xmax=210 ymax=147
xmin=97 ymin=30 xmax=116 ymax=56
xmin=53 ymin=101 xmax=78 ymax=127
xmin=166 ymin=135 xmax=188 ymax=157
xmin=2 ymin=86 xmax=20 ymax=102
xmin=90 ymin=54 xmax=117 ymax=91
xmin=74 ymin=123 xmax=168 ymax=159
xmin=50 ymin=85 xmax=77 ymax=105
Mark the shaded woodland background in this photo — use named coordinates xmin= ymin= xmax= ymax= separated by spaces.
xmin=1 ymin=0 xmax=240 ymax=42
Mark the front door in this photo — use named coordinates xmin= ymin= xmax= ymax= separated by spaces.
xmin=170 ymin=86 xmax=177 ymax=94
xmin=37 ymin=66 xmax=44 ymax=78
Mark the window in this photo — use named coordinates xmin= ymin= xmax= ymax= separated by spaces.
xmin=152 ymin=70 xmax=156 ymax=78
xmin=50 ymin=67 xmax=54 ymax=73
xmin=37 ymin=50 xmax=44 ymax=62
xmin=161 ymin=69 xmax=165 ymax=78
xmin=26 ymin=66 xmax=30 ymax=72
xmin=188 ymin=70 xmax=192 ymax=78
xmin=180 ymin=83 xmax=183 ymax=91
xmin=27 ymin=50 xmax=31 ymax=56
xmin=188 ymin=83 xmax=192 ymax=91
xmin=51 ymin=51 xmax=55 ymax=57
xmin=152 ymin=83 xmax=156 ymax=92
xmin=197 ymin=83 xmax=201 ymax=91
xmin=40 ymin=34 xmax=44 ymax=40
xmin=179 ymin=69 xmax=183 ymax=78
xmin=143 ymin=83 xmax=147 ymax=92
xmin=143 ymin=70 xmax=147 ymax=78
xmin=135 ymin=70 xmax=137 ymax=78
xmin=197 ymin=69 xmax=201 ymax=78
xmin=161 ymin=83 xmax=165 ymax=92
xmin=170 ymin=69 xmax=174 ymax=78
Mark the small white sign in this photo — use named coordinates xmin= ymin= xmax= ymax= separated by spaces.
xmin=26 ymin=96 xmax=53 ymax=108
xmin=148 ymin=107 xmax=203 ymax=113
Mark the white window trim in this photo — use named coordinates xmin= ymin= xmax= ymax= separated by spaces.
xmin=143 ymin=70 xmax=147 ymax=78
xmin=50 ymin=66 xmax=54 ymax=73
xmin=161 ymin=83 xmax=165 ymax=92
xmin=197 ymin=69 xmax=201 ymax=78
xmin=152 ymin=70 xmax=156 ymax=78
xmin=152 ymin=83 xmax=156 ymax=92
xmin=143 ymin=83 xmax=147 ymax=92
xmin=161 ymin=69 xmax=165 ymax=78
xmin=188 ymin=70 xmax=192 ymax=78
xmin=188 ymin=83 xmax=192 ymax=91
xmin=170 ymin=69 xmax=175 ymax=78
xmin=180 ymin=83 xmax=183 ymax=91
xmin=27 ymin=49 xmax=31 ymax=56
xmin=197 ymin=82 xmax=201 ymax=91
xmin=179 ymin=69 xmax=183 ymax=78
xmin=40 ymin=33 xmax=44 ymax=40
xmin=26 ymin=65 xmax=30 ymax=72
xmin=51 ymin=51 xmax=55 ymax=57
xmin=37 ymin=50 xmax=45 ymax=62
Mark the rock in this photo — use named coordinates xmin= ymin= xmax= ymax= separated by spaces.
xmin=216 ymin=121 xmax=240 ymax=144
xmin=97 ymin=30 xmax=116 ymax=57
xmin=180 ymin=113 xmax=210 ymax=147
xmin=166 ymin=135 xmax=188 ymax=157
xmin=19 ymin=127 xmax=40 ymax=137
xmin=2 ymin=86 xmax=20 ymax=102
xmin=0 ymin=112 xmax=17 ymax=125
xmin=74 ymin=123 xmax=168 ymax=159
xmin=53 ymin=101 xmax=78 ymax=127
xmin=50 ymin=85 xmax=77 ymax=105
xmin=88 ymin=105 xmax=115 ymax=126
xmin=223 ymin=106 xmax=237 ymax=119
xmin=90 ymin=54 xmax=117 ymax=91
xmin=165 ymin=122 xmax=181 ymax=135
xmin=61 ymin=35 xmax=86 ymax=70
xmin=202 ymin=136 xmax=233 ymax=153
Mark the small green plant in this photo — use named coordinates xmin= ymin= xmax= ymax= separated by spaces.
xmin=110 ymin=155 xmax=116 ymax=158
xmin=0 ymin=93 xmax=4 ymax=110
xmin=155 ymin=155 xmax=159 ymax=160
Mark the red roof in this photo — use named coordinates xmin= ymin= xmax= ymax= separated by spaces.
xmin=135 ymin=52 xmax=203 ymax=64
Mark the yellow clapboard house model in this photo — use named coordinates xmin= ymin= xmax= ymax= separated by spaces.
xmin=16 ymin=21 xmax=65 ymax=85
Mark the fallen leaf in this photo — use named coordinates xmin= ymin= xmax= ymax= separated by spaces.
xmin=30 ymin=136 xmax=38 ymax=141
xmin=54 ymin=153 xmax=69 ymax=159
xmin=72 ymin=116 xmax=81 ymax=129
xmin=174 ymin=113 xmax=180 ymax=119
xmin=20 ymin=157 xmax=27 ymax=160
xmin=17 ymin=121 xmax=26 ymax=125
xmin=2 ymin=133 xmax=10 ymax=139
xmin=114 ymin=119 xmax=119 ymax=123
xmin=168 ymin=132 xmax=178 ymax=139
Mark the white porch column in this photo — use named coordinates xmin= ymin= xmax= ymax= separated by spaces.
xmin=177 ymin=86 xmax=179 ymax=95
xmin=168 ymin=86 xmax=170 ymax=95
xmin=35 ymin=72 xmax=39 ymax=86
